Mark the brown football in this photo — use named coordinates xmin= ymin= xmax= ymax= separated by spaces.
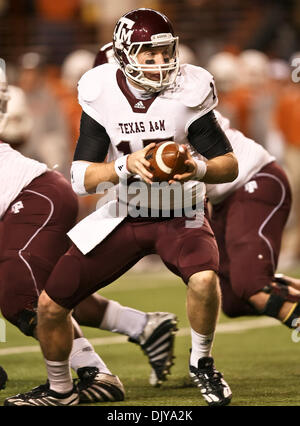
xmin=145 ymin=141 xmax=187 ymax=182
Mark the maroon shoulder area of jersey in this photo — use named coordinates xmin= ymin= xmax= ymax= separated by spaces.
xmin=116 ymin=69 xmax=157 ymax=113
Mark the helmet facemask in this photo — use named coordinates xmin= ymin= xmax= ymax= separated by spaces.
xmin=123 ymin=34 xmax=179 ymax=93
xmin=123 ymin=35 xmax=179 ymax=93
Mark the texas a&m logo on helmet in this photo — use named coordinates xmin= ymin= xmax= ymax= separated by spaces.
xmin=114 ymin=17 xmax=135 ymax=50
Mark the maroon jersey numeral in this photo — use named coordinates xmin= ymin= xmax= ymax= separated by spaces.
xmin=116 ymin=137 xmax=174 ymax=155
xmin=116 ymin=141 xmax=131 ymax=155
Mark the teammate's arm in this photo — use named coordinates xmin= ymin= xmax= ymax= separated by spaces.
xmin=72 ymin=112 xmax=154 ymax=194
xmin=172 ymin=111 xmax=238 ymax=184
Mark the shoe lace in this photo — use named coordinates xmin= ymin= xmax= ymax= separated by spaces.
xmin=196 ymin=368 xmax=224 ymax=393
xmin=17 ymin=383 xmax=49 ymax=400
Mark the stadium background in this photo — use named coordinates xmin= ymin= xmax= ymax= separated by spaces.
xmin=0 ymin=0 xmax=300 ymax=407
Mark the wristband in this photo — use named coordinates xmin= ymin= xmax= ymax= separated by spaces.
xmin=194 ymin=159 xmax=207 ymax=180
xmin=114 ymin=155 xmax=133 ymax=179
xmin=70 ymin=161 xmax=90 ymax=195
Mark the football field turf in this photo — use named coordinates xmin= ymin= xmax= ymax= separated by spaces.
xmin=0 ymin=269 xmax=300 ymax=407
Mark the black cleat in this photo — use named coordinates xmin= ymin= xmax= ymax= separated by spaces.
xmin=77 ymin=367 xmax=125 ymax=403
xmin=0 ymin=366 xmax=8 ymax=390
xmin=189 ymin=356 xmax=232 ymax=406
xmin=4 ymin=382 xmax=79 ymax=406
xmin=129 ymin=312 xmax=178 ymax=387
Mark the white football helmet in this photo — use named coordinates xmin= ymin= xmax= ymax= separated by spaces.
xmin=0 ymin=60 xmax=10 ymax=135
xmin=113 ymin=8 xmax=179 ymax=93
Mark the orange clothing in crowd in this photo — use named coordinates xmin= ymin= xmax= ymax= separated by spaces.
xmin=35 ymin=0 xmax=81 ymax=21
xmin=275 ymin=85 xmax=300 ymax=147
xmin=217 ymin=86 xmax=252 ymax=135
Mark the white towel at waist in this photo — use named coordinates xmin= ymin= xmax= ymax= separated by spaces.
xmin=67 ymin=200 xmax=126 ymax=255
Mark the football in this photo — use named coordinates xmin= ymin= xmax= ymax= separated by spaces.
xmin=145 ymin=142 xmax=187 ymax=182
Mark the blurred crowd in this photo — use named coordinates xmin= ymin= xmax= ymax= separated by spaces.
xmin=0 ymin=0 xmax=300 ymax=267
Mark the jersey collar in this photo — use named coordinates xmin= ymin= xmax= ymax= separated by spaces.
xmin=116 ymin=69 xmax=158 ymax=114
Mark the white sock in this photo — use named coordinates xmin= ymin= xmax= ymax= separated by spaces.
xmin=45 ymin=359 xmax=73 ymax=394
xmin=100 ymin=300 xmax=147 ymax=340
xmin=70 ymin=337 xmax=111 ymax=375
xmin=190 ymin=329 xmax=215 ymax=368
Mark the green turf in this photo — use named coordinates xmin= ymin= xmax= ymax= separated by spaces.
xmin=1 ymin=269 xmax=300 ymax=406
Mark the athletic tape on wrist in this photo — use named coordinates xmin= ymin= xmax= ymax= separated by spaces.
xmin=194 ymin=159 xmax=207 ymax=180
xmin=114 ymin=155 xmax=133 ymax=179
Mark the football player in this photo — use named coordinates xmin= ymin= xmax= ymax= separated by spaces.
xmin=79 ymin=34 xmax=300 ymax=390
xmin=0 ymin=71 xmax=177 ymax=402
xmin=83 ymin=37 xmax=300 ymax=356
xmin=6 ymin=8 xmax=238 ymax=407
xmin=205 ymin=111 xmax=300 ymax=328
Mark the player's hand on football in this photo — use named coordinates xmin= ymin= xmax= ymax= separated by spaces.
xmin=169 ymin=145 xmax=197 ymax=183
xmin=127 ymin=143 xmax=155 ymax=184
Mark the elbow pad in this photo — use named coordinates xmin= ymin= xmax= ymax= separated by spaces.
xmin=70 ymin=161 xmax=90 ymax=196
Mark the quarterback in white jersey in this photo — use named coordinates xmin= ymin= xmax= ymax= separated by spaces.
xmin=73 ymin=61 xmax=220 ymax=211
xmin=82 ymin=40 xmax=300 ymax=391
xmin=15 ymin=9 xmax=238 ymax=407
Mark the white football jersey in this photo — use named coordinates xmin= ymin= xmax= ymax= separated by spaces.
xmin=205 ymin=111 xmax=275 ymax=204
xmin=0 ymin=142 xmax=47 ymax=219
xmin=78 ymin=63 xmax=218 ymax=209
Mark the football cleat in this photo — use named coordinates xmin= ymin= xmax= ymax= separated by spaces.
xmin=0 ymin=366 xmax=8 ymax=390
xmin=130 ymin=312 xmax=178 ymax=387
xmin=77 ymin=367 xmax=125 ymax=403
xmin=189 ymin=356 xmax=232 ymax=407
xmin=4 ymin=382 xmax=79 ymax=406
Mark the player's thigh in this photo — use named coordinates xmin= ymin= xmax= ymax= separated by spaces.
xmin=226 ymin=171 xmax=291 ymax=300
xmin=45 ymin=220 xmax=145 ymax=310
xmin=156 ymin=215 xmax=219 ymax=283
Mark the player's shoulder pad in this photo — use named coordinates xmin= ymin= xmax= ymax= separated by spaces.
xmin=173 ymin=64 xmax=217 ymax=107
xmin=78 ymin=63 xmax=119 ymax=103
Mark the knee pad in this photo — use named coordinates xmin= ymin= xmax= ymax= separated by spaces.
xmin=15 ymin=309 xmax=37 ymax=337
